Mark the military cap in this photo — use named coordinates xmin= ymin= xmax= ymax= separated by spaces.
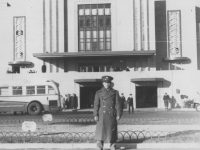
xmin=102 ymin=75 xmax=113 ymax=83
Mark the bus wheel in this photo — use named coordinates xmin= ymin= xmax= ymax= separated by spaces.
xmin=196 ymin=104 xmax=200 ymax=112
xmin=28 ymin=102 xmax=42 ymax=115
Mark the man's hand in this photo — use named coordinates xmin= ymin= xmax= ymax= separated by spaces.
xmin=94 ymin=116 xmax=99 ymax=121
xmin=116 ymin=116 xmax=120 ymax=120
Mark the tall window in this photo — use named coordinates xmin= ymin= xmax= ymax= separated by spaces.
xmin=78 ymin=4 xmax=111 ymax=52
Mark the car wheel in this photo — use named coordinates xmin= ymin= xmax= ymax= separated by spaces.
xmin=28 ymin=102 xmax=42 ymax=115
xmin=196 ymin=104 xmax=200 ymax=112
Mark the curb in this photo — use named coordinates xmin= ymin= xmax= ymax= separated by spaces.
xmin=1 ymin=143 xmax=200 ymax=149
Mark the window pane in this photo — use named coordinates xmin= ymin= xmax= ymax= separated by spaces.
xmin=48 ymin=86 xmax=56 ymax=94
xmin=105 ymin=5 xmax=111 ymax=15
xmin=79 ymin=43 xmax=84 ymax=51
xmin=99 ymin=30 xmax=104 ymax=38
xmin=80 ymin=67 xmax=86 ymax=72
xmin=13 ymin=87 xmax=22 ymax=95
xmin=93 ymin=30 xmax=97 ymax=38
xmin=100 ymin=66 xmax=104 ymax=72
xmin=79 ymin=31 xmax=84 ymax=38
xmin=85 ymin=9 xmax=90 ymax=15
xmin=88 ymin=66 xmax=92 ymax=72
xmin=86 ymin=43 xmax=91 ymax=50
xmin=105 ymin=16 xmax=111 ymax=26
xmin=98 ymin=17 xmax=104 ymax=27
xmin=26 ymin=86 xmax=35 ymax=95
xmin=85 ymin=16 xmax=91 ymax=27
xmin=92 ymin=16 xmax=97 ymax=27
xmin=37 ymin=86 xmax=45 ymax=94
xmin=0 ymin=87 xmax=9 ymax=96
xmin=106 ymin=30 xmax=111 ymax=38
xmin=106 ymin=41 xmax=111 ymax=50
xmin=79 ymin=17 xmax=84 ymax=27
xmin=99 ymin=42 xmax=104 ymax=50
xmin=98 ymin=4 xmax=104 ymax=15
xmin=86 ymin=30 xmax=91 ymax=38
xmin=92 ymin=41 xmax=98 ymax=51
xmin=79 ymin=9 xmax=84 ymax=15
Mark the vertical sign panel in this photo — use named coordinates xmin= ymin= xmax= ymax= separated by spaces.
xmin=168 ymin=10 xmax=182 ymax=57
xmin=140 ymin=0 xmax=149 ymax=50
xmin=133 ymin=0 xmax=140 ymax=50
xmin=14 ymin=17 xmax=26 ymax=61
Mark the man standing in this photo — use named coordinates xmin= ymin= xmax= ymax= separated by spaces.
xmin=120 ymin=93 xmax=126 ymax=113
xmin=163 ymin=93 xmax=170 ymax=110
xmin=127 ymin=94 xmax=134 ymax=114
xmin=93 ymin=75 xmax=122 ymax=150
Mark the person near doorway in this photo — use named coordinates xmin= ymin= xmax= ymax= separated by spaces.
xmin=72 ymin=93 xmax=77 ymax=109
xmin=65 ymin=94 xmax=69 ymax=109
xmin=120 ymin=93 xmax=126 ymax=114
xmin=93 ymin=75 xmax=122 ymax=150
xmin=89 ymin=92 xmax=94 ymax=108
xmin=60 ymin=95 xmax=66 ymax=110
xmin=127 ymin=94 xmax=134 ymax=114
xmin=163 ymin=93 xmax=170 ymax=110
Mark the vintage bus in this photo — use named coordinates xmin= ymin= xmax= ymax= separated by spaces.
xmin=0 ymin=80 xmax=61 ymax=115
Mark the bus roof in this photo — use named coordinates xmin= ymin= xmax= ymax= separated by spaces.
xmin=0 ymin=80 xmax=57 ymax=87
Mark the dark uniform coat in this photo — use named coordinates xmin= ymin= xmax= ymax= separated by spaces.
xmin=93 ymin=87 xmax=121 ymax=142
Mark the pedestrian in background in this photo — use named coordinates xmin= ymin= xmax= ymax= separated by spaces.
xmin=120 ymin=93 xmax=126 ymax=114
xmin=65 ymin=94 xmax=69 ymax=109
xmin=72 ymin=93 xmax=77 ymax=109
xmin=127 ymin=94 xmax=134 ymax=114
xmin=94 ymin=75 xmax=122 ymax=150
xmin=163 ymin=93 xmax=170 ymax=110
xmin=61 ymin=95 xmax=66 ymax=110
xmin=89 ymin=92 xmax=94 ymax=108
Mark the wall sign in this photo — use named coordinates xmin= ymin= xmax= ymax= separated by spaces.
xmin=168 ymin=10 xmax=182 ymax=57
xmin=14 ymin=17 xmax=26 ymax=61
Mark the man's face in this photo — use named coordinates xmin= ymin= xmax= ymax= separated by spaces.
xmin=103 ymin=82 xmax=111 ymax=89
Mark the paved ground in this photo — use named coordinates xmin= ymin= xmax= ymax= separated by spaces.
xmin=0 ymin=109 xmax=200 ymax=125
xmin=1 ymin=148 xmax=199 ymax=150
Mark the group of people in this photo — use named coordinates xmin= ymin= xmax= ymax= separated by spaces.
xmin=61 ymin=93 xmax=78 ymax=110
xmin=119 ymin=93 xmax=134 ymax=114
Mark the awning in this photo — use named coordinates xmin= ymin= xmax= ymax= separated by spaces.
xmin=131 ymin=78 xmax=164 ymax=83
xmin=33 ymin=51 xmax=155 ymax=59
xmin=74 ymin=79 xmax=102 ymax=86
xmin=8 ymin=61 xmax=33 ymax=66
xmin=74 ymin=79 xmax=102 ymax=83
xmin=163 ymin=57 xmax=190 ymax=62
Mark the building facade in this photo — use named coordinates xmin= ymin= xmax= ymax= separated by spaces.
xmin=1 ymin=0 xmax=200 ymax=109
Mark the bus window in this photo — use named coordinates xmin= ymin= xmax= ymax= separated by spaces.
xmin=26 ymin=86 xmax=35 ymax=95
xmin=48 ymin=86 xmax=56 ymax=94
xmin=37 ymin=86 xmax=45 ymax=94
xmin=0 ymin=87 xmax=9 ymax=96
xmin=13 ymin=87 xmax=22 ymax=95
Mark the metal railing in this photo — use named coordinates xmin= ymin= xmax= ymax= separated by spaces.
xmin=0 ymin=130 xmax=200 ymax=143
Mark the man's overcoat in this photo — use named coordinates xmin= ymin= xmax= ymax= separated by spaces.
xmin=93 ymin=87 xmax=121 ymax=142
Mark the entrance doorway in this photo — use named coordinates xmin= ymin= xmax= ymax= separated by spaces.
xmin=12 ymin=66 xmax=20 ymax=73
xmin=136 ymin=86 xmax=157 ymax=108
xmin=80 ymin=86 xmax=101 ymax=109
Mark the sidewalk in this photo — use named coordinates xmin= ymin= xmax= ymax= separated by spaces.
xmin=62 ymin=108 xmax=197 ymax=112
xmin=1 ymin=143 xmax=200 ymax=149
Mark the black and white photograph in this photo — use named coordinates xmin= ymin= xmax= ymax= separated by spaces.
xmin=0 ymin=0 xmax=200 ymax=149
